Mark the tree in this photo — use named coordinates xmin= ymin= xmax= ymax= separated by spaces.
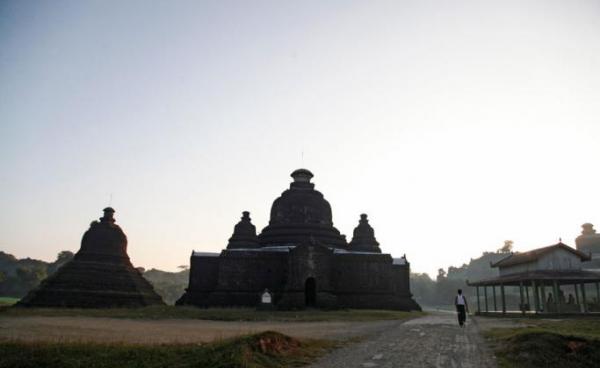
xmin=16 ymin=266 xmax=47 ymax=290
xmin=436 ymin=268 xmax=447 ymax=282
xmin=410 ymin=273 xmax=437 ymax=306
xmin=47 ymin=250 xmax=75 ymax=275
xmin=56 ymin=251 xmax=74 ymax=262
xmin=498 ymin=240 xmax=514 ymax=254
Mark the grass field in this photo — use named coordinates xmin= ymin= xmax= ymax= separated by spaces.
xmin=0 ymin=330 xmax=336 ymax=368
xmin=0 ymin=298 xmax=19 ymax=306
xmin=485 ymin=319 xmax=600 ymax=368
xmin=0 ymin=305 xmax=423 ymax=322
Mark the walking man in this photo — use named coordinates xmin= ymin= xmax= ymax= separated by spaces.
xmin=455 ymin=289 xmax=469 ymax=327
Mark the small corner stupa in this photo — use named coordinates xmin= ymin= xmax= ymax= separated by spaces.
xmin=227 ymin=211 xmax=260 ymax=249
xmin=18 ymin=208 xmax=164 ymax=308
xmin=576 ymin=223 xmax=600 ymax=257
xmin=348 ymin=214 xmax=381 ymax=253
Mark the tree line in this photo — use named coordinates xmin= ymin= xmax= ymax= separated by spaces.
xmin=410 ymin=242 xmax=514 ymax=308
xmin=0 ymin=251 xmax=188 ymax=305
xmin=2 ymin=241 xmax=517 ymax=307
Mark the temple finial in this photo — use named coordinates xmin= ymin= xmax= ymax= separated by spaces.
xmin=101 ymin=207 xmax=116 ymax=223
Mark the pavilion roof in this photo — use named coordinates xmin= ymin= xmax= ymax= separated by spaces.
xmin=467 ymin=269 xmax=600 ymax=286
xmin=491 ymin=242 xmax=591 ymax=268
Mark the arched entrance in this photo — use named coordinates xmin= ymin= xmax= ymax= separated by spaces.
xmin=305 ymin=277 xmax=316 ymax=307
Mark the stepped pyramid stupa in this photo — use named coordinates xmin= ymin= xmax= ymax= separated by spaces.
xmin=18 ymin=208 xmax=164 ymax=307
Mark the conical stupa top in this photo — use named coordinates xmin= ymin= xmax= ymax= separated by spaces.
xmin=349 ymin=214 xmax=381 ymax=253
xmin=258 ymin=169 xmax=348 ymax=248
xmin=576 ymin=222 xmax=600 ymax=254
xmin=291 ymin=168 xmax=313 ymax=183
xmin=78 ymin=207 xmax=128 ymax=262
xmin=101 ymin=207 xmax=116 ymax=223
xmin=227 ymin=211 xmax=259 ymax=249
xmin=581 ymin=223 xmax=596 ymax=235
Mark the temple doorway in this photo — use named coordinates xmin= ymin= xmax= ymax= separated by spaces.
xmin=305 ymin=277 xmax=316 ymax=307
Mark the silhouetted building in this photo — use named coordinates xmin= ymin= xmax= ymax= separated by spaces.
xmin=18 ymin=208 xmax=164 ymax=308
xmin=576 ymin=223 xmax=600 ymax=260
xmin=177 ymin=169 xmax=420 ymax=310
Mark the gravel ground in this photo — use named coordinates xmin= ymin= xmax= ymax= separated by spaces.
xmin=308 ymin=311 xmax=498 ymax=368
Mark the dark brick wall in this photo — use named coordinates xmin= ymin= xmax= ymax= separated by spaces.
xmin=286 ymin=244 xmax=334 ymax=292
xmin=392 ymin=264 xmax=411 ymax=296
xmin=216 ymin=251 xmax=288 ymax=292
xmin=334 ymin=253 xmax=394 ymax=293
xmin=178 ymin=246 xmax=421 ymax=311
xmin=188 ymin=256 xmax=220 ymax=291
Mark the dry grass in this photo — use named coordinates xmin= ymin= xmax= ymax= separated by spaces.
xmin=0 ymin=298 xmax=18 ymax=306
xmin=485 ymin=318 xmax=600 ymax=368
xmin=0 ymin=315 xmax=402 ymax=344
xmin=0 ymin=331 xmax=337 ymax=368
xmin=0 ymin=306 xmax=422 ymax=347
xmin=1 ymin=305 xmax=422 ymax=322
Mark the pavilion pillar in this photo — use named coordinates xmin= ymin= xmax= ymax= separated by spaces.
xmin=581 ymin=283 xmax=588 ymax=313
xmin=476 ymin=286 xmax=481 ymax=313
xmin=484 ymin=286 xmax=489 ymax=312
xmin=575 ymin=283 xmax=580 ymax=305
xmin=532 ymin=280 xmax=539 ymax=313
xmin=519 ymin=281 xmax=525 ymax=314
xmin=540 ymin=283 xmax=546 ymax=313
xmin=525 ymin=282 xmax=530 ymax=311
xmin=493 ymin=285 xmax=497 ymax=311
xmin=596 ymin=282 xmax=600 ymax=302
xmin=501 ymin=284 xmax=506 ymax=314
xmin=553 ymin=280 xmax=560 ymax=313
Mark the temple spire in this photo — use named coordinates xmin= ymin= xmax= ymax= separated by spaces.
xmin=227 ymin=211 xmax=259 ymax=249
xmin=101 ymin=207 xmax=116 ymax=224
xmin=348 ymin=214 xmax=381 ymax=253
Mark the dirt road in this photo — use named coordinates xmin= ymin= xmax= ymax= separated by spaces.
xmin=308 ymin=311 xmax=497 ymax=368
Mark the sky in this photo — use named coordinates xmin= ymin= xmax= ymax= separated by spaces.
xmin=1 ymin=0 xmax=600 ymax=277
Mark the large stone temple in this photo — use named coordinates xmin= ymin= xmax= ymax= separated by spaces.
xmin=177 ymin=169 xmax=420 ymax=310
xmin=18 ymin=208 xmax=164 ymax=308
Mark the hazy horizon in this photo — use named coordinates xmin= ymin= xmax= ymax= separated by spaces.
xmin=2 ymin=1 xmax=600 ymax=277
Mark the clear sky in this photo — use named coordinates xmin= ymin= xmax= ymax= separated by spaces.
xmin=1 ymin=1 xmax=599 ymax=277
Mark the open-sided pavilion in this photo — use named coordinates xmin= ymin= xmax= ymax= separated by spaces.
xmin=467 ymin=242 xmax=600 ymax=315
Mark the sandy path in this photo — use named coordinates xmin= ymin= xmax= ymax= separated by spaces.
xmin=0 ymin=316 xmax=392 ymax=344
xmin=308 ymin=311 xmax=498 ymax=368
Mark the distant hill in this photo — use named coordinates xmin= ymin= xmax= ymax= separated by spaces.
xmin=141 ymin=268 xmax=189 ymax=305
xmin=410 ymin=250 xmax=509 ymax=307
xmin=0 ymin=251 xmax=73 ymax=298
xmin=446 ymin=251 xmax=508 ymax=281
xmin=0 ymin=251 xmax=188 ymax=305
